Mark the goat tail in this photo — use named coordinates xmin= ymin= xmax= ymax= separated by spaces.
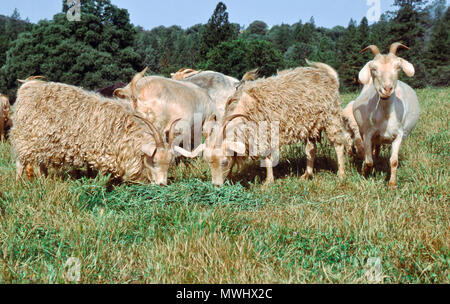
xmin=305 ymin=59 xmax=339 ymax=84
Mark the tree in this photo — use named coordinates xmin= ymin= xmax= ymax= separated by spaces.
xmin=267 ymin=23 xmax=293 ymax=53
xmin=204 ymin=39 xmax=284 ymax=79
xmin=388 ymin=0 xmax=430 ymax=87
xmin=424 ymin=7 xmax=450 ymax=86
xmin=199 ymin=2 xmax=238 ymax=57
xmin=0 ymin=9 xmax=32 ymax=68
xmin=369 ymin=14 xmax=391 ymax=52
xmin=311 ymin=36 xmax=339 ymax=68
xmin=337 ymin=19 xmax=364 ymax=91
xmin=285 ymin=43 xmax=315 ymax=68
xmin=0 ymin=0 xmax=141 ymax=99
xmin=242 ymin=20 xmax=268 ymax=40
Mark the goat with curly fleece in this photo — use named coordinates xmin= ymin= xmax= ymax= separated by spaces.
xmin=10 ymin=77 xmax=178 ymax=185
xmin=176 ymin=61 xmax=346 ymax=186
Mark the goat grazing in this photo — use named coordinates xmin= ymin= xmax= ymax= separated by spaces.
xmin=10 ymin=76 xmax=179 ymax=185
xmin=114 ymin=68 xmax=218 ymax=150
xmin=171 ymin=69 xmax=241 ymax=117
xmin=176 ymin=61 xmax=346 ymax=186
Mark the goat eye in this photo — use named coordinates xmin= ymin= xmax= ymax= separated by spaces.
xmin=220 ymin=159 xmax=229 ymax=167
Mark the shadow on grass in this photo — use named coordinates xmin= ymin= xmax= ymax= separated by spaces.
xmin=54 ymin=166 xmax=122 ymax=192
xmin=348 ymin=145 xmax=404 ymax=182
xmin=230 ymin=154 xmax=341 ymax=188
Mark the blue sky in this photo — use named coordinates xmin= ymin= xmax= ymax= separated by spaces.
xmin=0 ymin=0 xmax=418 ymax=30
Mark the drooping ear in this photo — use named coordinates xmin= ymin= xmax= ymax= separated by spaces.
xmin=399 ymin=58 xmax=415 ymax=77
xmin=224 ymin=141 xmax=246 ymax=155
xmin=358 ymin=61 xmax=372 ymax=85
xmin=142 ymin=142 xmax=157 ymax=157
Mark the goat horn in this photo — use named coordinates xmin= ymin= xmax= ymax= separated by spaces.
xmin=361 ymin=45 xmax=380 ymax=57
xmin=134 ymin=114 xmax=164 ymax=148
xmin=389 ymin=42 xmax=410 ymax=55
xmin=17 ymin=75 xmax=47 ymax=83
xmin=241 ymin=68 xmax=259 ymax=82
xmin=221 ymin=114 xmax=250 ymax=140
xmin=130 ymin=67 xmax=148 ymax=109
xmin=168 ymin=118 xmax=182 ymax=147
xmin=208 ymin=114 xmax=217 ymax=123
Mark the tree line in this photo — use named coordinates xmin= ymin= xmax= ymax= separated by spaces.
xmin=0 ymin=0 xmax=448 ymax=101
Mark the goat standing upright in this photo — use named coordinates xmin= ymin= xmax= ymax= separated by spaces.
xmin=353 ymin=43 xmax=420 ymax=189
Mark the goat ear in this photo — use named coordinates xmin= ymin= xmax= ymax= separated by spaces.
xmin=358 ymin=61 xmax=372 ymax=85
xmin=113 ymin=88 xmax=127 ymax=99
xmin=399 ymin=58 xmax=415 ymax=77
xmin=225 ymin=141 xmax=246 ymax=155
xmin=142 ymin=143 xmax=157 ymax=157
xmin=113 ymin=89 xmax=125 ymax=99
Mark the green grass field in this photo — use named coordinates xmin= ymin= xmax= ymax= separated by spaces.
xmin=0 ymin=87 xmax=448 ymax=283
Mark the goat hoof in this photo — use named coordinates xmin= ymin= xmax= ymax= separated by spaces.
xmin=262 ymin=180 xmax=274 ymax=189
xmin=388 ymin=181 xmax=397 ymax=190
xmin=300 ymin=173 xmax=312 ymax=180
xmin=363 ymin=164 xmax=373 ymax=176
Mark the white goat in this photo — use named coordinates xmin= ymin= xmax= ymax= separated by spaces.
xmin=353 ymin=42 xmax=420 ymax=189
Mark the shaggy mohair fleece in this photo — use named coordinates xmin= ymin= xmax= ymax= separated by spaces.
xmin=10 ymin=80 xmax=158 ymax=182
xmin=0 ymin=94 xmax=11 ymax=141
xmin=224 ymin=63 xmax=345 ymax=151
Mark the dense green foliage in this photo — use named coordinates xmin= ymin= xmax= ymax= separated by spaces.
xmin=203 ymin=39 xmax=285 ymax=78
xmin=0 ymin=0 xmax=141 ymax=99
xmin=0 ymin=0 xmax=448 ymax=99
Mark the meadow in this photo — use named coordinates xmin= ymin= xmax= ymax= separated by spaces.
xmin=0 ymin=87 xmax=448 ymax=283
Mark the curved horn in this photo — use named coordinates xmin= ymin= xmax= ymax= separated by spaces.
xmin=168 ymin=118 xmax=182 ymax=147
xmin=130 ymin=67 xmax=148 ymax=109
xmin=241 ymin=68 xmax=259 ymax=82
xmin=208 ymin=114 xmax=217 ymax=123
xmin=17 ymin=75 xmax=47 ymax=83
xmin=389 ymin=42 xmax=410 ymax=55
xmin=225 ymin=96 xmax=236 ymax=111
xmin=361 ymin=45 xmax=380 ymax=57
xmin=221 ymin=114 xmax=250 ymax=140
xmin=134 ymin=114 xmax=164 ymax=148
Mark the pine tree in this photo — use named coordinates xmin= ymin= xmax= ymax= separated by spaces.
xmin=337 ymin=19 xmax=363 ymax=91
xmin=425 ymin=7 xmax=450 ymax=86
xmin=242 ymin=21 xmax=268 ymax=40
xmin=267 ymin=23 xmax=294 ymax=53
xmin=369 ymin=14 xmax=391 ymax=52
xmin=204 ymin=39 xmax=284 ymax=79
xmin=388 ymin=0 xmax=430 ymax=87
xmin=199 ymin=2 xmax=237 ymax=57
